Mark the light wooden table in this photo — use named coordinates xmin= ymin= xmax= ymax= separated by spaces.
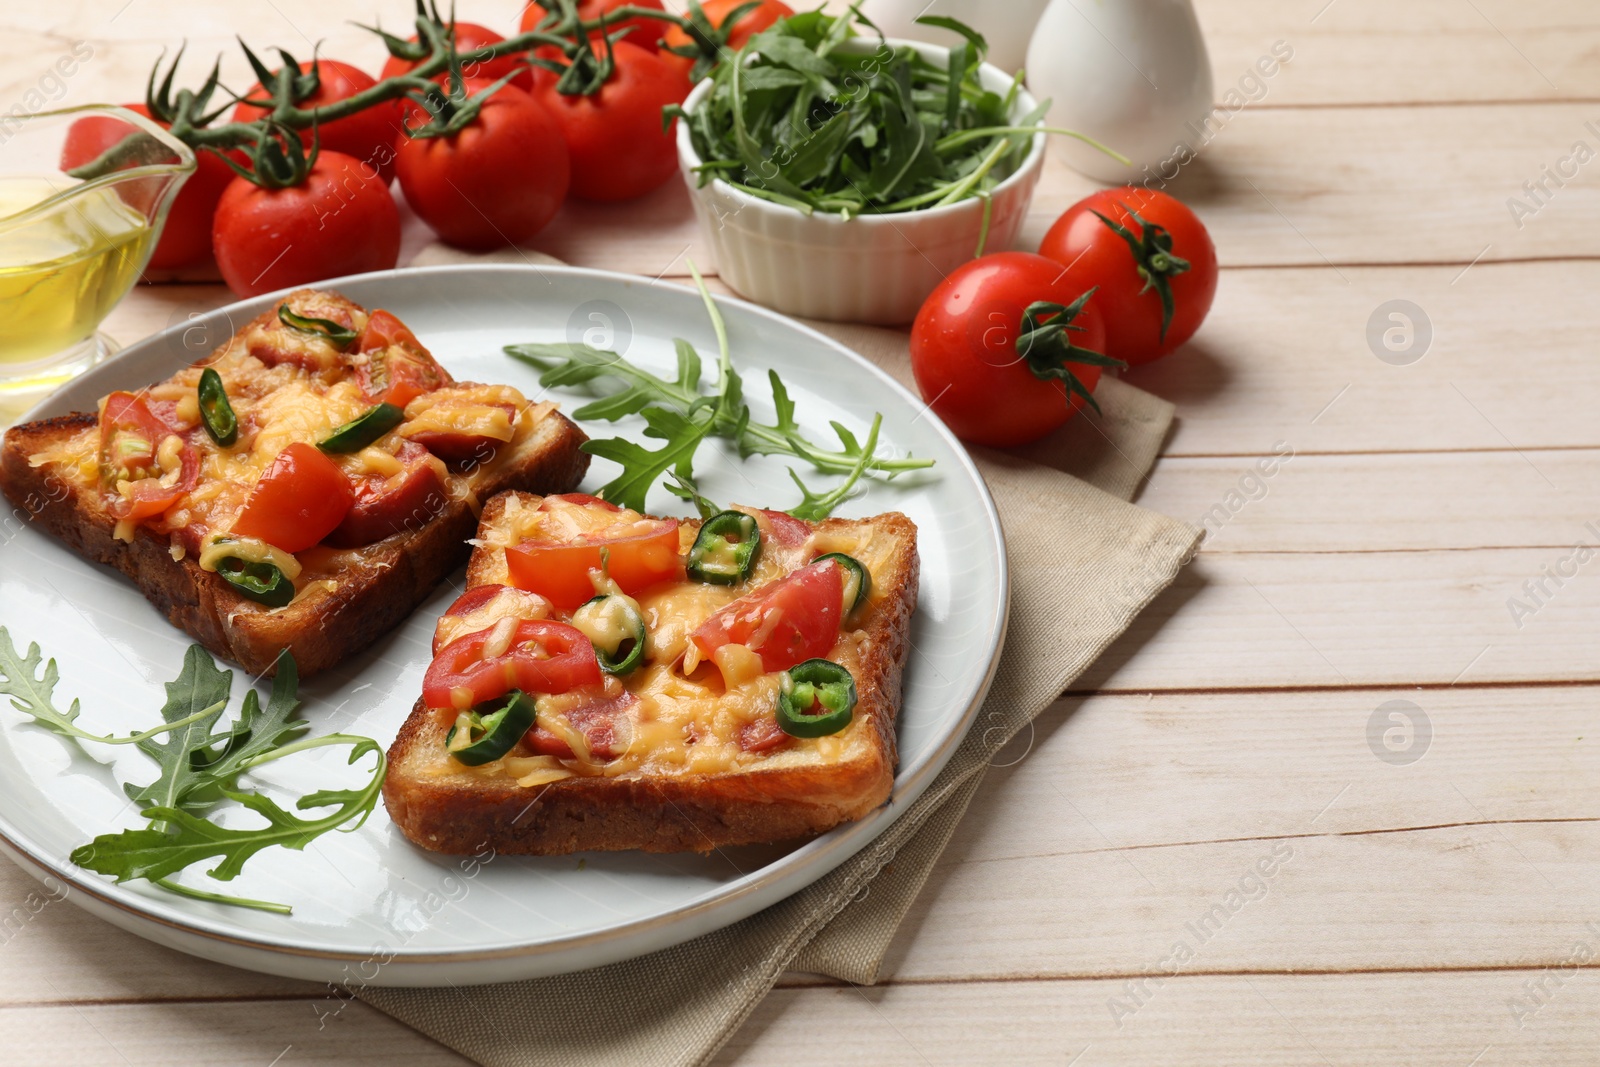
xmin=6 ymin=1 xmax=1600 ymax=1063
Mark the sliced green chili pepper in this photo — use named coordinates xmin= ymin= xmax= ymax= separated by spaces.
xmin=278 ymin=304 xmax=359 ymax=348
xmin=446 ymin=689 xmax=538 ymax=766
xmin=317 ymin=403 xmax=404 ymax=453
xmin=687 ymin=510 xmax=761 ymax=585
xmin=216 ymin=556 xmax=295 ymax=608
xmin=814 ymin=552 xmax=870 ymax=613
xmin=573 ymin=594 xmax=647 ymax=675
xmin=196 ymin=367 xmax=238 ymax=447
xmin=776 ymin=659 xmax=857 ymax=738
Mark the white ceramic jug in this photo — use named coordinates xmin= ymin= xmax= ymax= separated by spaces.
xmin=858 ymin=0 xmax=1052 ymax=75
xmin=1025 ymin=0 xmax=1215 ymax=184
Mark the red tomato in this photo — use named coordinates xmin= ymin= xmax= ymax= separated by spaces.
xmin=231 ymin=442 xmax=355 ymax=553
xmin=233 ymin=59 xmax=403 ymax=183
xmin=395 ymin=82 xmax=569 ymax=250
xmin=505 ymin=507 xmax=683 ymax=610
xmin=212 ymin=151 xmax=401 ymax=299
xmin=380 ymin=23 xmax=532 ymax=92
xmin=520 ymin=0 xmax=667 ymax=51
xmin=691 ymin=558 xmax=843 ymax=672
xmin=60 ymin=105 xmax=241 ymax=272
xmin=909 ymin=252 xmax=1111 ymax=448
xmin=324 ymin=441 xmax=448 ymax=548
xmin=423 ymin=619 xmax=601 ymax=709
xmin=1037 ymin=187 xmax=1217 ymax=366
xmin=531 ymin=40 xmax=690 ymax=202
xmin=354 ymin=313 xmax=453 ymax=409
xmin=659 ymin=0 xmax=793 ymax=78
xmin=98 ymin=391 xmax=175 ymax=477
xmin=432 ymin=585 xmax=552 ymax=655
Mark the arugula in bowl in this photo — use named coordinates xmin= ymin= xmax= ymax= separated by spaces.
xmin=673 ymin=8 xmax=1120 ymax=219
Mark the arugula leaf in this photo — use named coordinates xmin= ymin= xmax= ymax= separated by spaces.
xmin=74 ymin=736 xmax=383 ymax=886
xmin=664 ymin=470 xmax=722 ymax=520
xmin=124 ymin=645 xmax=235 ymax=816
xmin=788 ymin=414 xmax=882 ymax=521
xmin=2 ymin=633 xmax=385 ymax=915
xmin=0 ymin=629 xmax=227 ymax=748
xmin=584 ymin=406 xmax=718 ymax=513
xmin=506 ymin=339 xmax=701 ymax=422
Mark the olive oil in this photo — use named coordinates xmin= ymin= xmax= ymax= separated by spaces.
xmin=0 ymin=177 xmax=153 ymax=365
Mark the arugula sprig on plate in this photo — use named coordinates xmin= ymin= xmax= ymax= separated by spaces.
xmin=0 ymin=630 xmax=383 ymax=915
xmin=508 ymin=264 xmax=934 ymax=516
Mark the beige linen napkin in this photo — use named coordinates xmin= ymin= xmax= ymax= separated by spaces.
xmin=361 ymin=320 xmax=1200 ymax=1064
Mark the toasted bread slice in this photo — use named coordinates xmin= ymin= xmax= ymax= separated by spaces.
xmin=0 ymin=291 xmax=589 ymax=678
xmin=383 ymin=492 xmax=919 ymax=854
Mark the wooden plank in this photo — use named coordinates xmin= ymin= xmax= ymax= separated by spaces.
xmin=1198 ymin=0 xmax=1600 ymax=106
xmin=719 ymin=970 xmax=1599 ymax=1066
xmin=0 ymin=999 xmax=468 ymax=1066
xmin=1127 ymin=260 xmax=1600 ymax=458
xmin=866 ymin=687 xmax=1600 ymax=982
xmin=1078 ymin=548 xmax=1596 ymax=692
xmin=1143 ymin=450 xmax=1600 ymax=553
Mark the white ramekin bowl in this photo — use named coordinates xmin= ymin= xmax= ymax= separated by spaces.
xmin=675 ymin=38 xmax=1047 ymax=326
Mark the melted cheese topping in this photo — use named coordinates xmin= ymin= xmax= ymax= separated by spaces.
xmin=25 ymin=291 xmax=557 ymax=607
xmin=432 ymin=501 xmax=898 ymax=784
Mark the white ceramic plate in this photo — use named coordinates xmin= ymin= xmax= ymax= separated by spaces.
xmin=0 ymin=264 xmax=1007 ymax=986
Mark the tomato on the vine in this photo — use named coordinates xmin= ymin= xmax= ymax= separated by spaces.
xmin=659 ymin=0 xmax=794 ymax=79
xmin=1037 ymin=187 xmax=1217 ymax=366
xmin=395 ymin=81 xmax=569 ymax=250
xmin=233 ymin=59 xmax=403 ymax=183
xmin=909 ymin=252 xmax=1118 ymax=449
xmin=61 ymin=105 xmax=242 ymax=272
xmin=212 ymin=150 xmax=401 ymax=298
xmin=531 ymin=40 xmax=690 ymax=202
xmin=380 ymin=23 xmax=533 ymax=92
xmin=520 ymin=0 xmax=668 ymax=51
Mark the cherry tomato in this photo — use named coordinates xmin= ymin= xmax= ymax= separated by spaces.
xmin=691 ymin=557 xmax=843 ymax=673
xmin=658 ymin=0 xmax=793 ymax=79
xmin=231 ymin=442 xmax=355 ymax=553
xmin=909 ymin=251 xmax=1111 ymax=448
xmin=99 ymin=391 xmax=175 ymax=478
xmin=212 ymin=150 xmax=401 ymax=299
xmin=324 ymin=441 xmax=448 ymax=548
xmin=432 ymin=584 xmax=552 ymax=655
xmin=233 ymin=59 xmax=403 ymax=183
xmin=423 ymin=619 xmax=601 ymax=709
xmin=395 ymin=81 xmax=569 ymax=250
xmin=1037 ymin=187 xmax=1217 ymax=366
xmin=520 ymin=0 xmax=667 ymax=51
xmin=60 ymin=105 xmax=241 ymax=272
xmin=505 ymin=500 xmax=682 ymax=610
xmin=531 ymin=40 xmax=690 ymax=202
xmin=354 ymin=312 xmax=453 ymax=408
xmin=380 ymin=23 xmax=533 ymax=92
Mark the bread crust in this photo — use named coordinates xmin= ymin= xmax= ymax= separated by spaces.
xmin=0 ymin=301 xmax=591 ymax=679
xmin=383 ymin=496 xmax=919 ymax=855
